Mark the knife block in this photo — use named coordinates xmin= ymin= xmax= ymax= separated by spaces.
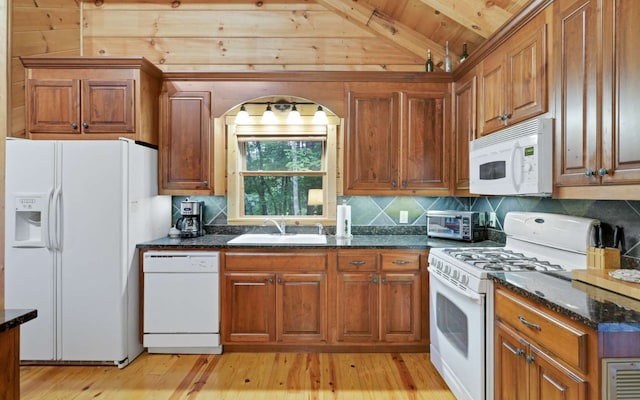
xmin=587 ymin=246 xmax=620 ymax=270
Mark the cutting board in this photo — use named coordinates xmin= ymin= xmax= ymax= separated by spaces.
xmin=572 ymin=269 xmax=640 ymax=301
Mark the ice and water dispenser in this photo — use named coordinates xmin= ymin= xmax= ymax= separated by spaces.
xmin=12 ymin=194 xmax=48 ymax=248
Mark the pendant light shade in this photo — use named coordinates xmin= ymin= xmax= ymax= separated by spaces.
xmin=286 ymin=103 xmax=303 ymax=124
xmin=312 ymin=106 xmax=328 ymax=125
xmin=261 ymin=103 xmax=277 ymax=124
xmin=234 ymin=104 xmax=250 ymax=124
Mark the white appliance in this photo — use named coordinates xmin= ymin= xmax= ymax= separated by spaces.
xmin=428 ymin=211 xmax=599 ymax=400
xmin=4 ymin=138 xmax=171 ymax=367
xmin=469 ymin=118 xmax=553 ymax=196
xmin=143 ymin=251 xmax=222 ymax=354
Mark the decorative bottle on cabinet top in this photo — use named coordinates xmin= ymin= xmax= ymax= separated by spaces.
xmin=444 ymin=41 xmax=452 ymax=72
xmin=425 ymin=49 xmax=434 ymax=72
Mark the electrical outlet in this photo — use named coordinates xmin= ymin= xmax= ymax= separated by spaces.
xmin=479 ymin=212 xmax=486 ymax=226
xmin=399 ymin=210 xmax=409 ymax=224
xmin=489 ymin=212 xmax=497 ymax=228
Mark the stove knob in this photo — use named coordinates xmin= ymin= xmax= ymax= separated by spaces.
xmin=444 ymin=264 xmax=451 ymax=274
xmin=453 ymin=270 xmax=459 ymax=280
xmin=462 ymin=275 xmax=469 ymax=286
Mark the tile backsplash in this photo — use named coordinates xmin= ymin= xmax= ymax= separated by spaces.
xmin=172 ymin=195 xmax=640 ymax=260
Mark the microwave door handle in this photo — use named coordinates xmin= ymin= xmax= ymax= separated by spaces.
xmin=510 ymin=145 xmax=522 ymax=191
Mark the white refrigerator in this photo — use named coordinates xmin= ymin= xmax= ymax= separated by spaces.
xmin=5 ymin=138 xmax=170 ymax=367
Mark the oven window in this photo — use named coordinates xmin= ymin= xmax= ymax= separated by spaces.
xmin=436 ymin=293 xmax=468 ymax=357
xmin=479 ymin=160 xmax=506 ymax=180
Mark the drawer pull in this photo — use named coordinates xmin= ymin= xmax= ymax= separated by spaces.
xmin=392 ymin=260 xmax=410 ymax=265
xmin=518 ymin=315 xmax=541 ymax=331
xmin=349 ymin=261 xmax=367 ymax=266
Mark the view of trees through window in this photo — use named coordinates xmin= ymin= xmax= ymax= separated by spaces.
xmin=243 ymin=140 xmax=324 ymax=216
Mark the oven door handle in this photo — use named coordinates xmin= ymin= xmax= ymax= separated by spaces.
xmin=428 ymin=267 xmax=484 ymax=304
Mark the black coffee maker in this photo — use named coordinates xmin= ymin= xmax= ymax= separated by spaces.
xmin=175 ymin=200 xmax=205 ymax=238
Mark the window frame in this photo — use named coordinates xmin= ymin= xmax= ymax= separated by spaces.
xmin=226 ymin=119 xmax=341 ymax=226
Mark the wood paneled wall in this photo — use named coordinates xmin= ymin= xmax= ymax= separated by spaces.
xmin=82 ymin=0 xmax=423 ymax=72
xmin=11 ymin=0 xmax=80 ymax=137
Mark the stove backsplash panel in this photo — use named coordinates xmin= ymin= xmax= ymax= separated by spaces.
xmin=170 ymin=195 xmax=640 ymax=264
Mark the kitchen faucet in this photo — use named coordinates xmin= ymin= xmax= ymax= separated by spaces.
xmin=264 ymin=217 xmax=286 ymax=235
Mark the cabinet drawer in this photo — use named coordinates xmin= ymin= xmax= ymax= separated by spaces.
xmin=225 ymin=252 xmax=327 ymax=272
xmin=337 ymin=252 xmax=378 ymax=271
xmin=381 ymin=252 xmax=420 ymax=271
xmin=495 ymin=288 xmax=589 ymax=373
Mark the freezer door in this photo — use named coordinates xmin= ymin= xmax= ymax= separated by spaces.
xmin=58 ymin=141 xmax=127 ymax=362
xmin=4 ymin=139 xmax=57 ymax=360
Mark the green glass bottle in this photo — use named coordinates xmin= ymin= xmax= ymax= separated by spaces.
xmin=425 ymin=49 xmax=434 ymax=72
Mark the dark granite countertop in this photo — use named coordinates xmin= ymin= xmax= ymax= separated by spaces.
xmin=137 ymin=234 xmax=503 ymax=250
xmin=490 ymin=271 xmax=640 ymax=332
xmin=0 ymin=309 xmax=37 ymax=334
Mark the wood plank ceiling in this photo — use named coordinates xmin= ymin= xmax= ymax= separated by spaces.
xmin=79 ymin=0 xmax=530 ymax=72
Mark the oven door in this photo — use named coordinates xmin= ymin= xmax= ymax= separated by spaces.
xmin=429 ymin=268 xmax=485 ymax=400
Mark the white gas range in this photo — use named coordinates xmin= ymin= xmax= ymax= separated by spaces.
xmin=428 ymin=211 xmax=600 ymax=400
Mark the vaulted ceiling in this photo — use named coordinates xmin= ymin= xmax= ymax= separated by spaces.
xmin=318 ymin=0 xmax=531 ymax=69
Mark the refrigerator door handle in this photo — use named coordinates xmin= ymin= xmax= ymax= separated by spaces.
xmin=52 ymin=186 xmax=63 ymax=250
xmin=45 ymin=187 xmax=55 ymax=250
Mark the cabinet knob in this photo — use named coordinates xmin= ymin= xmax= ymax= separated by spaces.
xmin=525 ymin=355 xmax=535 ymax=364
xmin=203 ymin=181 xmax=209 ymax=186
xmin=277 ymin=278 xmax=282 ymax=284
xmin=598 ymin=168 xmax=608 ymax=177
xmin=516 ymin=349 xmax=525 ymax=357
xmin=497 ymin=115 xmax=504 ymax=121
xmin=401 ymin=181 xmax=407 ymax=187
xmin=82 ymin=122 xmax=89 ymax=129
xmin=70 ymin=122 xmax=78 ymax=129
xmin=585 ymin=169 xmax=595 ymax=177
xmin=391 ymin=181 xmax=397 ymax=188
xmin=268 ymin=278 xmax=274 ymax=284
xmin=381 ymin=277 xmax=386 ymax=284
xmin=372 ymin=275 xmax=378 ymax=284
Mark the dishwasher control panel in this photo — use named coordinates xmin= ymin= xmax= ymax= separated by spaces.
xmin=143 ymin=251 xmax=219 ymax=273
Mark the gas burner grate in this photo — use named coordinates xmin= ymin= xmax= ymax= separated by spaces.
xmin=443 ymin=248 xmax=564 ymax=272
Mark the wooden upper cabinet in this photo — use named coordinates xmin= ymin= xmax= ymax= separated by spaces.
xmin=555 ymin=0 xmax=640 ymax=193
xmin=478 ymin=12 xmax=547 ymax=136
xmin=345 ymin=89 xmax=399 ymax=193
xmin=21 ymin=57 xmax=161 ymax=144
xmin=345 ymin=83 xmax=451 ymax=196
xmin=402 ymin=92 xmax=450 ymax=191
xmin=159 ymin=87 xmax=213 ymax=195
xmin=453 ymin=71 xmax=477 ymax=194
xmin=601 ymin=0 xmax=640 ymax=184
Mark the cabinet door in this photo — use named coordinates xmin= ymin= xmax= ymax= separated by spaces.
xmin=27 ymin=79 xmax=80 ymax=134
xmin=495 ymin=322 xmax=528 ymax=400
xmin=601 ymin=0 xmax=640 ymax=183
xmin=529 ymin=345 xmax=588 ymax=400
xmin=223 ymin=273 xmax=275 ymax=343
xmin=401 ymin=91 xmax=450 ymax=192
xmin=453 ymin=73 xmax=476 ymax=193
xmin=478 ymin=53 xmax=507 ymax=136
xmin=379 ymin=272 xmax=420 ymax=342
xmin=506 ymin=15 xmax=547 ymax=126
xmin=336 ymin=272 xmax=379 ymax=342
xmin=345 ymin=90 xmax=400 ymax=193
xmin=276 ymin=273 xmax=327 ymax=343
xmin=160 ymin=90 xmax=213 ymax=194
xmin=81 ymin=80 xmax=135 ymax=134
xmin=554 ymin=0 xmax=600 ymax=186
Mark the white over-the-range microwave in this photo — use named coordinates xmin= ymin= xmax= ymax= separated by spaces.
xmin=469 ymin=118 xmax=553 ymax=196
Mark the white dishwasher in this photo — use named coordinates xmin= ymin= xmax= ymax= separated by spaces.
xmin=143 ymin=251 xmax=222 ymax=354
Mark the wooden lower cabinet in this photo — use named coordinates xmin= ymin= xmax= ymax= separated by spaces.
xmin=222 ymin=248 xmax=428 ymax=350
xmin=222 ymin=251 xmax=328 ymax=345
xmin=336 ymin=250 xmax=425 ymax=345
xmin=494 ymin=285 xmax=597 ymax=400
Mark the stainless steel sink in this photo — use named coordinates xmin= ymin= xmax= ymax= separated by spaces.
xmin=227 ymin=233 xmax=327 ymax=245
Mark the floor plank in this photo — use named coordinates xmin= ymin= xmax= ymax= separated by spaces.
xmin=20 ymin=352 xmax=455 ymax=400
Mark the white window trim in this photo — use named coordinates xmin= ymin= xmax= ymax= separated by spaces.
xmin=226 ymin=118 xmax=341 ymax=226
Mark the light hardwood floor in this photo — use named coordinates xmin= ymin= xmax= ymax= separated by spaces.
xmin=20 ymin=352 xmax=456 ymax=400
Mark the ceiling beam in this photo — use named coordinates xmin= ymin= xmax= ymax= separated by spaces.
xmin=314 ymin=0 xmax=454 ymax=69
xmin=417 ymin=0 xmax=512 ymax=39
